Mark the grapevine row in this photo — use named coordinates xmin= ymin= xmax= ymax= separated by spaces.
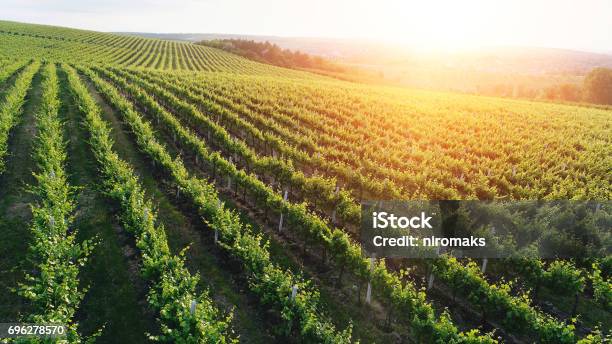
xmin=0 ymin=61 xmax=39 ymax=174
xmin=590 ymin=263 xmax=612 ymax=310
xmin=0 ymin=59 xmax=27 ymax=86
xmin=18 ymin=63 xmax=92 ymax=342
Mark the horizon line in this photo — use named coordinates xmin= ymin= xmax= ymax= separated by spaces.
xmin=3 ymin=18 xmax=612 ymax=56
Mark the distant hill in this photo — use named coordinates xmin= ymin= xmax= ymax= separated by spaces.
xmin=116 ymin=32 xmax=612 ymax=76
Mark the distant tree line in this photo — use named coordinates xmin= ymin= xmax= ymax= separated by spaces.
xmin=197 ymin=39 xmax=346 ymax=73
xmin=480 ymin=68 xmax=612 ymax=105
xmin=541 ymin=68 xmax=612 ymax=104
xmin=583 ymin=67 xmax=612 ymax=104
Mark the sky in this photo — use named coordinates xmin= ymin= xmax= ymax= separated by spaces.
xmin=1 ymin=0 xmax=611 ymax=53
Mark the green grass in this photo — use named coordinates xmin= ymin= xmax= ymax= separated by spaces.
xmin=539 ymin=286 xmax=611 ymax=334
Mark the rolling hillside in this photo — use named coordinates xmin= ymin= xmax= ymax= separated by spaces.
xmin=0 ymin=20 xmax=305 ymax=76
xmin=0 ymin=20 xmax=610 ymax=344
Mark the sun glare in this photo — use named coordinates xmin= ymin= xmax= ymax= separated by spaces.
xmin=372 ymin=1 xmax=513 ymax=51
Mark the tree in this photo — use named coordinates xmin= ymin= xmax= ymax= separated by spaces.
xmin=583 ymin=67 xmax=612 ymax=104
xmin=543 ymin=86 xmax=559 ymax=100
xmin=558 ymin=83 xmax=581 ymax=102
xmin=197 ymin=39 xmax=345 ymax=73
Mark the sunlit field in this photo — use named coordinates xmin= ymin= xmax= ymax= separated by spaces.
xmin=0 ymin=17 xmax=610 ymax=344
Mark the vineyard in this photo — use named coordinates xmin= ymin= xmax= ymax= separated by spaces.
xmin=0 ymin=20 xmax=610 ymax=344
